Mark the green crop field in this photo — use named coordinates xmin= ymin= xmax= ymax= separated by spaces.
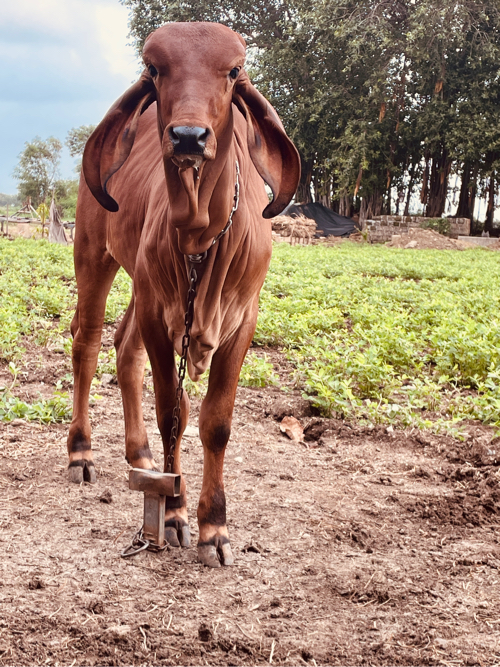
xmin=258 ymin=243 xmax=500 ymax=435
xmin=1 ymin=237 xmax=500 ymax=435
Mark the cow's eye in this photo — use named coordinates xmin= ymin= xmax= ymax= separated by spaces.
xmin=148 ymin=64 xmax=158 ymax=78
xmin=229 ymin=67 xmax=240 ymax=80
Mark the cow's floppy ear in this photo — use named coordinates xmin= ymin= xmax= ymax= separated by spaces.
xmin=83 ymin=71 xmax=156 ymax=212
xmin=233 ymin=71 xmax=300 ymax=218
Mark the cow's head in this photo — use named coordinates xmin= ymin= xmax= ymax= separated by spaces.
xmin=83 ymin=22 xmax=300 ymax=249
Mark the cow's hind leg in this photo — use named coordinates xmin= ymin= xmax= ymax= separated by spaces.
xmin=136 ymin=296 xmax=191 ymax=548
xmin=67 ymin=254 xmax=119 ymax=483
xmin=197 ymin=320 xmax=255 ymax=567
xmin=114 ymin=298 xmax=156 ymax=469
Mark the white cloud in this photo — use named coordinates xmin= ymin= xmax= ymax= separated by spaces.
xmin=0 ymin=0 xmax=140 ymax=192
xmin=96 ymin=5 xmax=141 ymax=79
xmin=0 ymin=0 xmax=73 ymax=35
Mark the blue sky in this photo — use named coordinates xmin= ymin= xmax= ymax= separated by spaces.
xmin=0 ymin=0 xmax=140 ymax=194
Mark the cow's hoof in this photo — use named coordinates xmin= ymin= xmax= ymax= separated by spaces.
xmin=68 ymin=460 xmax=96 ymax=484
xmin=128 ymin=456 xmax=159 ymax=472
xmin=165 ymin=519 xmax=191 ymax=547
xmin=198 ymin=536 xmax=234 ymax=568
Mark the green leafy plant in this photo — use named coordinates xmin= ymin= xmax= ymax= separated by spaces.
xmin=0 ymin=368 xmax=71 ymax=424
xmin=257 ymin=243 xmax=500 ymax=433
xmin=0 ymin=238 xmax=131 ymax=361
xmin=420 ymin=218 xmax=451 ymax=236
xmin=239 ymin=352 xmax=279 ymax=388
xmin=96 ymin=347 xmax=117 ymax=377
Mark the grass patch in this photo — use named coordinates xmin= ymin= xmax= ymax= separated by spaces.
xmin=0 ymin=238 xmax=131 ymax=361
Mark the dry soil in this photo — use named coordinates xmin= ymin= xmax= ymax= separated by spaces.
xmin=1 ymin=330 xmax=500 ymax=666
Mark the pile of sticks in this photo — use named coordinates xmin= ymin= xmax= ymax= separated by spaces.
xmin=271 ymin=214 xmax=317 ymax=245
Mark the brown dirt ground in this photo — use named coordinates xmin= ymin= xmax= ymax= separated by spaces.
xmin=1 ymin=328 xmax=500 ymax=666
xmin=1 ymin=223 xmax=46 ymax=240
xmin=386 ymin=229 xmax=479 ymax=251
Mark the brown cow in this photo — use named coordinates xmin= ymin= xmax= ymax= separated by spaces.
xmin=68 ymin=22 xmax=300 ymax=567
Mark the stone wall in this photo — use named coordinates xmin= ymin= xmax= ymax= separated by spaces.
xmin=365 ymin=215 xmax=470 ymax=243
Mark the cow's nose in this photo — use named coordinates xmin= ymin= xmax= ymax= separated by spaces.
xmin=169 ymin=126 xmax=209 ymax=155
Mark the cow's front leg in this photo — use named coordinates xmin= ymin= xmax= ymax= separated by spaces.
xmin=114 ymin=298 xmax=156 ymax=470
xmin=197 ymin=321 xmax=255 ymax=567
xmin=68 ymin=253 xmax=119 ymax=483
xmin=136 ymin=296 xmax=191 ymax=548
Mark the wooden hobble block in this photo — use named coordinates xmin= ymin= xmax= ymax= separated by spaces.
xmin=129 ymin=469 xmax=181 ymax=550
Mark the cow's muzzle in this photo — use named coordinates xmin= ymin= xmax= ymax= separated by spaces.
xmin=163 ymin=123 xmax=217 ymax=169
xmin=169 ymin=126 xmax=209 ymax=155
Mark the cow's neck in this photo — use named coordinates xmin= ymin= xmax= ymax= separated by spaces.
xmin=164 ymin=114 xmax=236 ymax=257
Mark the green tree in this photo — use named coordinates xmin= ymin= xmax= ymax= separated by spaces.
xmin=13 ymin=137 xmax=62 ymax=207
xmin=121 ymin=0 xmax=500 ymax=223
xmin=66 ymin=125 xmax=96 ymax=172
xmin=0 ymin=193 xmax=20 ymax=207
xmin=53 ymin=179 xmax=79 ymax=220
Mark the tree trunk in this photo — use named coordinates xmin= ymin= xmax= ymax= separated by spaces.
xmin=484 ymin=172 xmax=496 ymax=235
xmin=404 ymin=163 xmax=416 ymax=216
xmin=456 ymin=161 xmax=477 ymax=219
xmin=339 ymin=194 xmax=352 ymax=218
xmin=296 ymin=157 xmax=313 ymax=203
xmin=468 ymin=163 xmax=479 ymax=221
xmin=425 ymin=149 xmax=451 ymax=218
xmin=330 ymin=199 xmax=340 ymax=213
xmin=373 ymin=192 xmax=384 ymax=218
xmin=359 ymin=191 xmax=383 ymax=223
xmin=316 ymin=194 xmax=331 ymax=207
xmin=313 ymin=174 xmax=331 ymax=208
xmin=420 ymin=158 xmax=429 ymax=207
xmin=385 ymin=187 xmax=391 ymax=215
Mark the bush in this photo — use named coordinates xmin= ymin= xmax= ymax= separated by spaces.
xmin=420 ymin=218 xmax=451 ymax=236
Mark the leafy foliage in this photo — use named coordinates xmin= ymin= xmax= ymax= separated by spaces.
xmin=239 ymin=353 xmax=279 ymax=388
xmin=258 ymin=243 xmax=500 ymax=432
xmin=53 ymin=179 xmax=79 ymax=220
xmin=121 ymin=0 xmax=500 ymax=220
xmin=0 ymin=239 xmax=131 ymax=423
xmin=0 ymin=391 xmax=71 ymax=424
xmin=0 ymin=385 xmax=71 ymax=423
xmin=66 ymin=124 xmax=96 ymax=159
xmin=0 ymin=238 xmax=131 ymax=361
xmin=0 ymin=363 xmax=71 ymax=424
xmin=0 ymin=193 xmax=20 ymax=207
xmin=13 ymin=137 xmax=62 ymax=207
xmin=65 ymin=124 xmax=96 ymax=174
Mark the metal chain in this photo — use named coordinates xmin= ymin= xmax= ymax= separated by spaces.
xmin=120 ymin=525 xmax=169 ymax=558
xmin=211 ymin=159 xmax=240 ymax=245
xmin=167 ymin=264 xmax=198 ymax=473
xmin=166 ymin=160 xmax=240 ymax=471
xmin=120 ymin=526 xmax=149 ymax=558
xmin=187 ymin=160 xmax=240 ymax=264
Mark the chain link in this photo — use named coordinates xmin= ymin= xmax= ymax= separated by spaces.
xmin=167 ymin=265 xmax=197 ymax=473
xmin=120 ymin=526 xmax=149 ymax=558
xmin=187 ymin=160 xmax=239 ymax=264
xmin=120 ymin=525 xmax=169 ymax=558
xmin=210 ymin=159 xmax=240 ymax=246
